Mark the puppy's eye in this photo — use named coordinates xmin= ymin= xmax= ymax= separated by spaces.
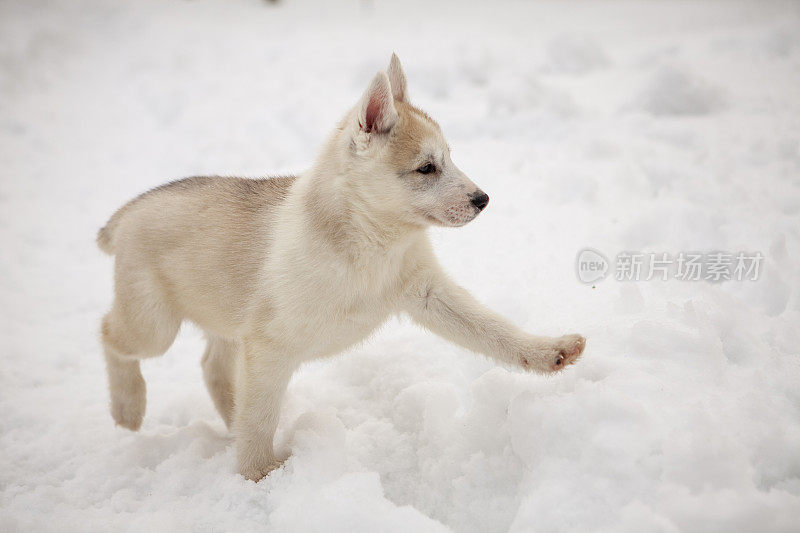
xmin=417 ymin=163 xmax=435 ymax=174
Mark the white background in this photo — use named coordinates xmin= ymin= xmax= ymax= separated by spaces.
xmin=1 ymin=1 xmax=799 ymax=531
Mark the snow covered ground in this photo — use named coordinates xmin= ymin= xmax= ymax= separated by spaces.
xmin=1 ymin=0 xmax=799 ymax=531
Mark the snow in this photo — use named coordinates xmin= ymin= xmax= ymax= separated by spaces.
xmin=1 ymin=0 xmax=799 ymax=531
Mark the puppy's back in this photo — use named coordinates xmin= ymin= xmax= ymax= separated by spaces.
xmin=98 ymin=176 xmax=294 ymax=253
xmin=99 ymin=176 xmax=296 ymax=334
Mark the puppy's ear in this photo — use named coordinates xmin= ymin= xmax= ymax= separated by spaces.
xmin=358 ymin=71 xmax=398 ymax=134
xmin=387 ymin=53 xmax=407 ymax=103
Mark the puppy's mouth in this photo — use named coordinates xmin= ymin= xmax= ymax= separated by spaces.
xmin=420 ymin=205 xmax=480 ymax=227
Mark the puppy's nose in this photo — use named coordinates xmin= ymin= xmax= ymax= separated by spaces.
xmin=470 ymin=191 xmax=489 ymax=211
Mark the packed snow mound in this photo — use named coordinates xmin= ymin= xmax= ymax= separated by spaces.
xmin=1 ymin=0 xmax=799 ymax=532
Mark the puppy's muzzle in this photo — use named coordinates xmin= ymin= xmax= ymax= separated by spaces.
xmin=469 ymin=190 xmax=489 ymax=211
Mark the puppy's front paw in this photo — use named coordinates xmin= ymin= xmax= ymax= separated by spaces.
xmin=239 ymin=457 xmax=286 ymax=482
xmin=551 ymin=334 xmax=586 ymax=371
xmin=520 ymin=334 xmax=586 ymax=373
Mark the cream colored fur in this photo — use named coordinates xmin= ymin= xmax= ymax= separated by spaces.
xmin=98 ymin=54 xmax=586 ymax=481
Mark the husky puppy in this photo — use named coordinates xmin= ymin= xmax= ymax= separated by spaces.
xmin=98 ymin=54 xmax=586 ymax=481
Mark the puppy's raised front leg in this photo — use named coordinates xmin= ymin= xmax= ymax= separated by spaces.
xmin=404 ymin=270 xmax=585 ymax=373
xmin=234 ymin=337 xmax=297 ymax=482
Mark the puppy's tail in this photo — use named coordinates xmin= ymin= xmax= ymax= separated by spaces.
xmin=97 ymin=204 xmax=131 ymax=255
xmin=97 ymin=218 xmax=118 ymax=255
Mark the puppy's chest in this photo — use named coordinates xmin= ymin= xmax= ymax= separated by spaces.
xmin=293 ymin=258 xmax=400 ymax=331
xmin=272 ymin=276 xmax=391 ymax=359
xmin=314 ymin=262 xmax=399 ymax=316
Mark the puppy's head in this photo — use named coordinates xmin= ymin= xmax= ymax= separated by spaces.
xmin=338 ymin=54 xmax=488 ymax=228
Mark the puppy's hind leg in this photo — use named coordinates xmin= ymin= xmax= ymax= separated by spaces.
xmin=201 ymin=335 xmax=238 ymax=429
xmin=103 ymin=341 xmax=146 ymax=431
xmin=100 ymin=287 xmax=181 ymax=431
